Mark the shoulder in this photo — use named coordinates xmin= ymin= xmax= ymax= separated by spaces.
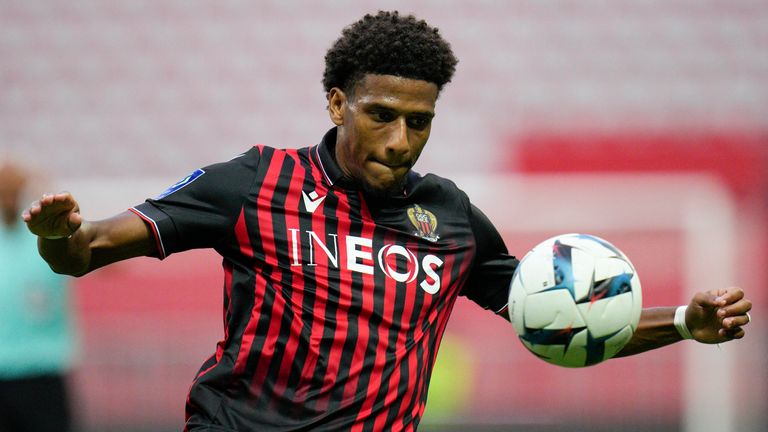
xmin=152 ymin=146 xmax=270 ymax=203
xmin=199 ymin=144 xmax=308 ymax=180
xmin=414 ymin=172 xmax=472 ymax=210
xmin=211 ymin=145 xmax=263 ymax=171
xmin=412 ymin=171 xmax=461 ymax=191
xmin=242 ymin=145 xmax=315 ymax=168
xmin=414 ymin=173 xmax=502 ymax=247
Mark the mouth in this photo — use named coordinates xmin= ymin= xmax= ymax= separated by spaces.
xmin=372 ymin=159 xmax=411 ymax=170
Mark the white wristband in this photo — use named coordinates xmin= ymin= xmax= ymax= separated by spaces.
xmin=674 ymin=305 xmax=693 ymax=340
xmin=42 ymin=234 xmax=72 ymax=240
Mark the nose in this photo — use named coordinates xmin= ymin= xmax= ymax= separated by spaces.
xmin=384 ymin=118 xmax=410 ymax=157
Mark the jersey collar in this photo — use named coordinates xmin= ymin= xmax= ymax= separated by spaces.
xmin=313 ymin=127 xmax=358 ymax=189
xmin=312 ymin=127 xmax=418 ymax=196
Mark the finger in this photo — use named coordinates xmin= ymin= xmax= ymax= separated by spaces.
xmin=26 ymin=200 xmax=42 ymax=216
xmin=40 ymin=193 xmax=55 ymax=205
xmin=52 ymin=191 xmax=72 ymax=203
xmin=722 ymin=314 xmax=750 ymax=329
xmin=51 ymin=192 xmax=78 ymax=211
xmin=694 ymin=291 xmax=726 ymax=309
xmin=31 ymin=194 xmax=74 ymax=214
xmin=68 ymin=212 xmax=83 ymax=231
xmin=717 ymin=298 xmax=753 ymax=319
xmin=38 ymin=192 xmax=69 ymax=207
xmin=716 ymin=287 xmax=745 ymax=305
xmin=718 ymin=327 xmax=745 ymax=339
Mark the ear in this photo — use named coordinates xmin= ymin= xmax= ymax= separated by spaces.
xmin=327 ymin=87 xmax=347 ymax=126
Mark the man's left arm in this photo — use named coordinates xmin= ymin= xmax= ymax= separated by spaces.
xmin=615 ymin=286 xmax=752 ymax=357
xmin=463 ymin=203 xmax=754 ymax=356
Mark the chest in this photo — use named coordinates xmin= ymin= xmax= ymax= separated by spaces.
xmin=234 ymin=177 xmax=475 ymax=299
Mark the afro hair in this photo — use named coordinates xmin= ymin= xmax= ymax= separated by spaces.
xmin=323 ymin=11 xmax=458 ymax=94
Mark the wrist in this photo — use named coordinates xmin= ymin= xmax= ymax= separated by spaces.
xmin=674 ymin=305 xmax=693 ymax=340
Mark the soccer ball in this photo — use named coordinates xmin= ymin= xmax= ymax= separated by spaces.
xmin=508 ymin=233 xmax=642 ymax=367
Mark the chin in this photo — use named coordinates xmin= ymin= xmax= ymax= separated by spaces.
xmin=361 ymin=177 xmax=406 ymax=198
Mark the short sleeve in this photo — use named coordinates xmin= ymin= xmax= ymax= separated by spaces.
xmin=130 ymin=147 xmax=260 ymax=259
xmin=460 ymin=204 xmax=519 ymax=313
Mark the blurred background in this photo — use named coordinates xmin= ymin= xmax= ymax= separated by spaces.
xmin=2 ymin=0 xmax=766 ymax=431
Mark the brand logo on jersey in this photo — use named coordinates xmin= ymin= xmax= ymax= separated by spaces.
xmin=155 ymin=169 xmax=205 ymax=199
xmin=301 ymin=190 xmax=326 ymax=213
xmin=407 ymin=205 xmax=439 ymax=242
xmin=288 ymin=229 xmax=444 ymax=294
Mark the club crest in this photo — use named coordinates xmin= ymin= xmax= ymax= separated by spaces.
xmin=407 ymin=205 xmax=440 ymax=242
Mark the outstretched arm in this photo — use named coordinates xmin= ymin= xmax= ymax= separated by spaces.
xmin=23 ymin=192 xmax=155 ymax=276
xmin=616 ymin=286 xmax=751 ymax=357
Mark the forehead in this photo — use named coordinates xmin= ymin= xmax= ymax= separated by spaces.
xmin=350 ymin=74 xmax=439 ymax=112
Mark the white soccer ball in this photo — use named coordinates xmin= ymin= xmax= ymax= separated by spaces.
xmin=508 ymin=233 xmax=642 ymax=367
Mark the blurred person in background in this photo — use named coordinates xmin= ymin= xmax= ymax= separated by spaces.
xmin=0 ymin=159 xmax=76 ymax=432
xmin=22 ymin=11 xmax=752 ymax=432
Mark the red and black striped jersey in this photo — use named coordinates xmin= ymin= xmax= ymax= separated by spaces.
xmin=130 ymin=128 xmax=516 ymax=431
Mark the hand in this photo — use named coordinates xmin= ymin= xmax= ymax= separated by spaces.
xmin=686 ymin=287 xmax=752 ymax=344
xmin=22 ymin=192 xmax=83 ymax=239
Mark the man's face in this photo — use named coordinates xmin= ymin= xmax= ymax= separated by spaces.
xmin=328 ymin=74 xmax=438 ymax=194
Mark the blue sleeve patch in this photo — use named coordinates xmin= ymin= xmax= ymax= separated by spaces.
xmin=155 ymin=168 xmax=206 ymax=199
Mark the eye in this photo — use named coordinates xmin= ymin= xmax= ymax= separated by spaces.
xmin=407 ymin=116 xmax=431 ymax=131
xmin=371 ymin=109 xmax=396 ymax=123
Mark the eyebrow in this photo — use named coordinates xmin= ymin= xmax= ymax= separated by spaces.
xmin=365 ymin=102 xmax=435 ymax=118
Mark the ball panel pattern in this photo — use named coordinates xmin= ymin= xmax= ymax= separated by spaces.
xmin=508 ymin=234 xmax=643 ymax=367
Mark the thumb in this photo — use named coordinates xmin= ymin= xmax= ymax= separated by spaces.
xmin=68 ymin=212 xmax=83 ymax=233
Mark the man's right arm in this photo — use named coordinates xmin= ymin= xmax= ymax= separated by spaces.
xmin=23 ymin=192 xmax=155 ymax=276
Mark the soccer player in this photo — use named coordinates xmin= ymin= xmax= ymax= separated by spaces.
xmin=23 ymin=11 xmax=752 ymax=432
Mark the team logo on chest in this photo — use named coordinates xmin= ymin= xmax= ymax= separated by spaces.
xmin=407 ymin=205 xmax=440 ymax=243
